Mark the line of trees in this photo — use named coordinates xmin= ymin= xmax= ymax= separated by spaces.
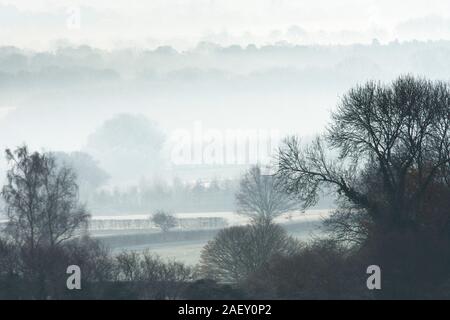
xmin=90 ymin=178 xmax=238 ymax=214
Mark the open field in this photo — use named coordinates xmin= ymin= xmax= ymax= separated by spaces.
xmin=93 ymin=210 xmax=328 ymax=265
xmin=89 ymin=209 xmax=330 ymax=231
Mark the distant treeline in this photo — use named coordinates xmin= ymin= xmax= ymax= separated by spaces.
xmin=89 ymin=179 xmax=238 ymax=214
xmin=88 ymin=178 xmax=334 ymax=214
xmin=1 ymin=40 xmax=450 ymax=90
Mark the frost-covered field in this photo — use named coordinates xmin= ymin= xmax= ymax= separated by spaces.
xmin=124 ymin=221 xmax=323 ymax=265
xmin=90 ymin=209 xmax=331 ymax=230
xmin=175 ymin=209 xmax=331 ymax=225
xmin=95 ymin=210 xmax=331 ymax=265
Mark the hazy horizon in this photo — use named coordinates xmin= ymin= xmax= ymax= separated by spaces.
xmin=2 ymin=0 xmax=450 ymax=50
xmin=1 ymin=39 xmax=450 ymax=189
xmin=1 ymin=0 xmax=450 ymax=209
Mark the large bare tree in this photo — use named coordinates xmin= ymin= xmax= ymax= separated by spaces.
xmin=277 ymin=76 xmax=450 ymax=239
xmin=236 ymin=165 xmax=299 ymax=224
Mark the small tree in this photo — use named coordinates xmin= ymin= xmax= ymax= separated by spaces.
xmin=151 ymin=210 xmax=177 ymax=233
xmin=236 ymin=165 xmax=299 ymax=224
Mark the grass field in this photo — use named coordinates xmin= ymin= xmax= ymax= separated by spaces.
xmin=99 ymin=213 xmax=326 ymax=265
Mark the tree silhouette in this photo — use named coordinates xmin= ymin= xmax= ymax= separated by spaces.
xmin=236 ymin=165 xmax=299 ymax=224
xmin=277 ymin=76 xmax=450 ymax=236
xmin=2 ymin=146 xmax=89 ymax=249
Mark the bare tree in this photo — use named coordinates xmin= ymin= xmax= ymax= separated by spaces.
xmin=277 ymin=76 xmax=450 ymax=239
xmin=151 ymin=210 xmax=177 ymax=233
xmin=2 ymin=146 xmax=90 ymax=249
xmin=199 ymin=223 xmax=301 ymax=283
xmin=236 ymin=165 xmax=299 ymax=224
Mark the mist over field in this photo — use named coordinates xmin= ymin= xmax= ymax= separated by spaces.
xmin=1 ymin=41 xmax=449 ymax=186
xmin=1 ymin=1 xmax=450 ymax=300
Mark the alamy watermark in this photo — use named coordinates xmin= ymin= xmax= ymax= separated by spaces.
xmin=66 ymin=265 xmax=81 ymax=290
xmin=366 ymin=265 xmax=381 ymax=290
xmin=65 ymin=264 xmax=382 ymax=291
xmin=169 ymin=121 xmax=281 ymax=166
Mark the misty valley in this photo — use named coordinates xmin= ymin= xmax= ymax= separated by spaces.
xmin=1 ymin=1 xmax=450 ymax=302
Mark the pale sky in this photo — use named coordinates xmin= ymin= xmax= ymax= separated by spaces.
xmin=1 ymin=0 xmax=450 ymax=49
